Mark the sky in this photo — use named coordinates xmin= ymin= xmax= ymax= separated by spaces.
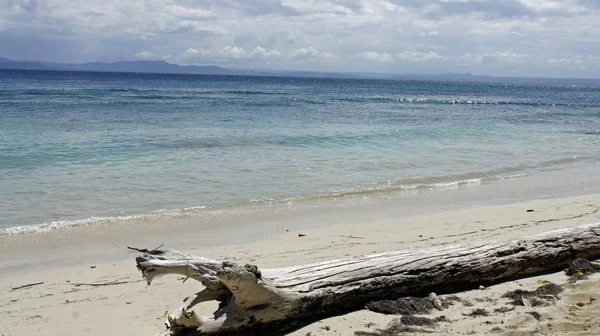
xmin=1 ymin=0 xmax=600 ymax=77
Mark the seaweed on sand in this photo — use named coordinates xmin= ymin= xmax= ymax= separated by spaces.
xmin=360 ymin=298 xmax=451 ymax=335
xmin=354 ymin=319 xmax=434 ymax=336
xmin=444 ymin=295 xmax=474 ymax=307
xmin=536 ymin=283 xmax=563 ymax=295
xmin=366 ymin=297 xmax=433 ymax=315
xmin=463 ymin=308 xmax=489 ymax=317
xmin=354 ymin=316 xmax=450 ymax=335
xmin=400 ymin=315 xmax=450 ymax=326
xmin=502 ymin=283 xmax=563 ymax=306
xmin=565 ymin=259 xmax=600 ymax=281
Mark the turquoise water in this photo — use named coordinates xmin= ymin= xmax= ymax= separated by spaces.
xmin=1 ymin=70 xmax=600 ymax=234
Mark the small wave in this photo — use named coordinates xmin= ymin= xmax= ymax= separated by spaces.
xmin=131 ymin=94 xmax=201 ymax=100
xmin=226 ymin=90 xmax=275 ymax=95
xmin=0 ymin=215 xmax=147 ymax=235
xmin=499 ymin=174 xmax=528 ymax=180
xmin=535 ymin=156 xmax=583 ymax=168
xmin=105 ymin=88 xmax=147 ymax=93
xmin=327 ymin=178 xmax=483 ymax=199
xmin=0 ymin=205 xmax=211 ymax=236
xmin=337 ymin=96 xmax=584 ymax=107
xmin=183 ymin=205 xmax=207 ymax=210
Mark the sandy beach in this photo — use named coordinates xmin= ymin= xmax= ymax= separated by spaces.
xmin=2 ymin=194 xmax=600 ymax=336
xmin=4 ymin=2 xmax=600 ymax=335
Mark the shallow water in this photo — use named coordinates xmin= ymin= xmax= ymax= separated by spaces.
xmin=1 ymin=70 xmax=600 ymax=234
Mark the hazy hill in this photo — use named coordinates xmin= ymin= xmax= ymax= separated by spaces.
xmin=1 ymin=58 xmax=599 ymax=84
xmin=0 ymin=58 xmax=354 ymax=79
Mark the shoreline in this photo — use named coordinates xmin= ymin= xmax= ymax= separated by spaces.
xmin=2 ymin=186 xmax=600 ymax=273
xmin=1 ymin=193 xmax=600 ymax=335
xmin=3 ymin=157 xmax=600 ymax=237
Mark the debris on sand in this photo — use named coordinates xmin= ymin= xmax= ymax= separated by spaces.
xmin=474 ymin=297 xmax=496 ymax=304
xmin=463 ymin=308 xmax=489 ymax=317
xmin=523 ymin=297 xmax=551 ymax=308
xmin=400 ymin=315 xmax=450 ymax=326
xmin=360 ymin=297 xmax=453 ymax=335
xmin=536 ymin=283 xmax=563 ymax=295
xmin=354 ymin=319 xmax=434 ymax=335
xmin=502 ymin=283 xmax=563 ymax=306
xmin=444 ymin=295 xmax=474 ymax=307
xmin=366 ymin=297 xmax=433 ymax=315
xmin=565 ymin=259 xmax=599 ymax=281
xmin=565 ymin=259 xmax=598 ymax=276
xmin=399 ymin=316 xmax=436 ymax=327
xmin=494 ymin=306 xmax=515 ymax=313
xmin=501 ymin=289 xmax=535 ymax=305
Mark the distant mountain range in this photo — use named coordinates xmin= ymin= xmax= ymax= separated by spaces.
xmin=1 ymin=57 xmax=599 ymax=84
xmin=0 ymin=58 xmax=355 ymax=79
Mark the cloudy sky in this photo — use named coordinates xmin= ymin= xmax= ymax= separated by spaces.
xmin=1 ymin=0 xmax=600 ymax=77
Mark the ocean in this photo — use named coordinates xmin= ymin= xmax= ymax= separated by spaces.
xmin=1 ymin=69 xmax=599 ymax=235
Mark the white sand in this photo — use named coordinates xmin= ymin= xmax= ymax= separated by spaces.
xmin=1 ymin=194 xmax=600 ymax=336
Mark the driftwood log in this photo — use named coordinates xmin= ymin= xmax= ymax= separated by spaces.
xmin=135 ymin=223 xmax=600 ymax=335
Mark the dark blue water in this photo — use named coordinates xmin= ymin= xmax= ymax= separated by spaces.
xmin=1 ymin=69 xmax=600 ymax=234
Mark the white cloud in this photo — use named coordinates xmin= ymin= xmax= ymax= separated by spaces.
xmin=396 ymin=51 xmax=447 ymax=62
xmin=280 ymin=0 xmax=355 ymax=15
xmin=180 ymin=48 xmax=211 ymax=60
xmin=361 ymin=0 xmax=401 ymax=14
xmin=460 ymin=51 xmax=528 ymax=63
xmin=249 ymin=46 xmax=282 ymax=59
xmin=360 ymin=51 xmax=393 ymax=63
xmin=291 ymin=47 xmax=333 ymax=60
xmin=220 ymin=46 xmax=246 ymax=58
xmin=164 ymin=5 xmax=215 ymax=20
xmin=178 ymin=45 xmax=282 ymax=63
xmin=437 ymin=0 xmax=487 ymax=3
xmin=133 ymin=51 xmax=173 ymax=61
xmin=518 ymin=0 xmax=586 ymax=14
xmin=134 ymin=51 xmax=156 ymax=59
xmin=547 ymin=55 xmax=600 ymax=67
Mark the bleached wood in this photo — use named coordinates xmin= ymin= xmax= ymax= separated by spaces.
xmin=135 ymin=222 xmax=600 ymax=335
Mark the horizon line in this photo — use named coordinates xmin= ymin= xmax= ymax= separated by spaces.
xmin=2 ymin=57 xmax=600 ymax=82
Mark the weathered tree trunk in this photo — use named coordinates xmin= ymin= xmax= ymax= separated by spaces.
xmin=135 ymin=223 xmax=600 ymax=335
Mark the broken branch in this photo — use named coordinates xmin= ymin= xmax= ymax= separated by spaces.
xmin=11 ymin=282 xmax=44 ymax=291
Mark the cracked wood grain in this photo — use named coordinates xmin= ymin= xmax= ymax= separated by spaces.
xmin=134 ymin=222 xmax=600 ymax=335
